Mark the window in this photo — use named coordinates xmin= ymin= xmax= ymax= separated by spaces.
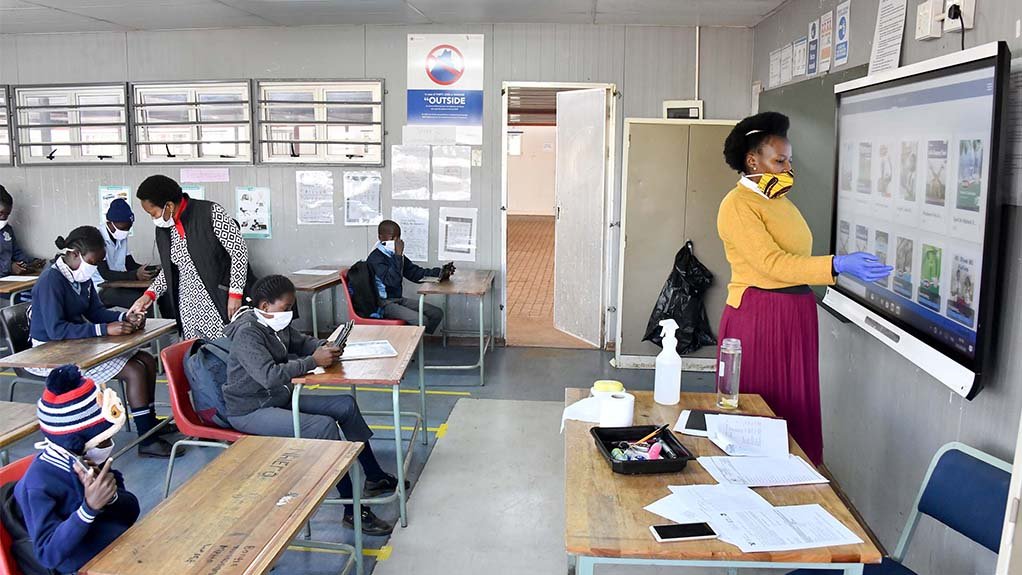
xmin=132 ymin=81 xmax=252 ymax=164
xmin=0 ymin=87 xmax=11 ymax=166
xmin=14 ymin=84 xmax=128 ymax=164
xmin=256 ymin=80 xmax=383 ymax=166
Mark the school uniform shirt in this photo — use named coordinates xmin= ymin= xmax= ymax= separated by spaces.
xmin=13 ymin=443 xmax=139 ymax=574
xmin=366 ymin=242 xmax=441 ymax=300
xmin=0 ymin=224 xmax=30 ymax=277
xmin=92 ymin=225 xmax=141 ymax=287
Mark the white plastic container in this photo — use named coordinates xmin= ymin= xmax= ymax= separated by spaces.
xmin=654 ymin=319 xmax=683 ymax=406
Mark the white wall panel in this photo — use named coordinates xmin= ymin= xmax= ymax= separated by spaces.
xmin=14 ymin=32 xmax=127 ymax=84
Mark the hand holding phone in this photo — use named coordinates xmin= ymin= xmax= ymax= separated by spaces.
xmin=649 ymin=523 xmax=717 ymax=543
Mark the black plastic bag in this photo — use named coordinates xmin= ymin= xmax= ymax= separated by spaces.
xmin=642 ymin=240 xmax=717 ymax=354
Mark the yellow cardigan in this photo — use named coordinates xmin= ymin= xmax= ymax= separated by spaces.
xmin=717 ymin=183 xmax=835 ymax=308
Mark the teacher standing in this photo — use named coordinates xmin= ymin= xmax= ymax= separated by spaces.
xmin=130 ymin=175 xmax=251 ymax=340
xmin=716 ymin=112 xmax=892 ymax=465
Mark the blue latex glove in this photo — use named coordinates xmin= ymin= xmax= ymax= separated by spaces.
xmin=833 ymin=252 xmax=894 ymax=282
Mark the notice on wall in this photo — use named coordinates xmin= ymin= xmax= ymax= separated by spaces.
xmin=868 ymin=0 xmax=907 ymax=75
xmin=98 ymin=185 xmax=130 ymax=227
xmin=343 ymin=171 xmax=383 ymax=227
xmin=751 ymin=81 xmax=763 ymax=114
xmin=431 ymin=145 xmax=472 ymax=201
xmin=403 ymin=125 xmax=457 ymax=146
xmin=780 ymin=43 xmax=793 ymax=84
xmin=456 ymin=126 xmax=483 ymax=146
xmin=507 ymin=131 xmax=523 ymax=156
xmin=438 ymin=207 xmax=477 ymax=262
xmin=835 ymin=1 xmax=851 ymax=67
xmin=792 ymin=36 xmax=808 ymax=78
xmin=296 ymin=170 xmax=335 ymax=225
xmin=392 ymin=145 xmax=431 ymax=201
xmin=392 ymin=206 xmax=429 ymax=262
xmin=808 ymin=19 xmax=820 ymax=76
xmin=820 ymin=10 xmax=834 ymax=72
xmin=407 ymin=34 xmax=484 ymax=127
xmin=180 ymin=167 xmax=229 ymax=183
xmin=1007 ymin=66 xmax=1022 ymax=206
xmin=181 ymin=184 xmax=205 ymax=200
xmin=769 ymin=49 xmax=781 ymax=88
xmin=235 ymin=186 xmax=271 ymax=239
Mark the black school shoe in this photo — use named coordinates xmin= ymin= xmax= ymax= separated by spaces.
xmin=343 ymin=507 xmax=394 ymax=536
xmin=137 ymin=437 xmax=183 ymax=459
xmin=364 ymin=473 xmax=411 ymax=498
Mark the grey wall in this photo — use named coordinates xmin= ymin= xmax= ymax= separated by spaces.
xmin=754 ymin=2 xmax=1022 ymax=573
xmin=0 ymin=23 xmax=753 ymax=337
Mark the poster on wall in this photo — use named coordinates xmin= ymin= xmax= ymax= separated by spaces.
xmin=391 ymin=145 xmax=431 ymax=200
xmin=391 ymin=206 xmax=429 ymax=262
xmin=438 ymin=207 xmax=477 ymax=262
xmin=407 ymin=34 xmax=484 ymax=129
xmin=98 ymin=186 xmax=130 ymax=227
xmin=296 ymin=170 xmax=335 ymax=225
xmin=343 ymin=171 xmax=383 ymax=227
xmin=807 ymin=19 xmax=820 ymax=76
xmin=181 ymin=184 xmax=205 ymax=200
xmin=792 ymin=36 xmax=808 ymax=78
xmin=835 ymin=1 xmax=851 ymax=67
xmin=768 ymin=49 xmax=781 ymax=88
xmin=780 ymin=43 xmax=793 ymax=84
xmin=820 ymin=10 xmax=834 ymax=72
xmin=235 ymin=186 xmax=271 ymax=239
xmin=868 ymin=0 xmax=907 ymax=75
xmin=431 ymin=145 xmax=472 ymax=201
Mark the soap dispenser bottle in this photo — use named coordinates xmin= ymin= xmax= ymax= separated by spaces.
xmin=654 ymin=319 xmax=683 ymax=406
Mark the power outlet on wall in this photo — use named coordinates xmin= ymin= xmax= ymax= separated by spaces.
xmin=915 ymin=0 xmax=944 ymax=40
xmin=943 ymin=0 xmax=976 ymax=32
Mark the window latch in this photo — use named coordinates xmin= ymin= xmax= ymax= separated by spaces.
xmin=164 ymin=144 xmax=176 ymax=159
xmin=290 ymin=142 xmax=300 ymax=158
xmin=46 ymin=149 xmax=57 ymax=160
xmin=97 ymin=155 xmax=112 ymax=160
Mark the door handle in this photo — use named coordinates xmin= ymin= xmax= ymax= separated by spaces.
xmin=556 ymin=206 xmax=561 ymax=220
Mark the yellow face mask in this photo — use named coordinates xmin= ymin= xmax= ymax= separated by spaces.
xmin=746 ymin=170 xmax=795 ymax=199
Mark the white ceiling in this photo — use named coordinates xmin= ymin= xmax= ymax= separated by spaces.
xmin=0 ymin=0 xmax=786 ymax=34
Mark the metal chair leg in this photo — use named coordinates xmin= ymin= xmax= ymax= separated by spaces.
xmin=116 ymin=379 xmax=132 ymax=433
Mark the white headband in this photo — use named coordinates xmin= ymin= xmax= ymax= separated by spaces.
xmin=745 ymin=129 xmax=764 ymax=136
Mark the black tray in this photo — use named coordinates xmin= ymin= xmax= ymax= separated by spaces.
xmin=590 ymin=425 xmax=695 ymax=475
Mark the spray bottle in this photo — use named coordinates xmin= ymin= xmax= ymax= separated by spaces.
xmin=654 ymin=319 xmax=682 ymax=406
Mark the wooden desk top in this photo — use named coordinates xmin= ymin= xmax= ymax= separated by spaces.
xmin=0 ymin=276 xmax=39 ymax=295
xmin=0 ymin=318 xmax=177 ymax=371
xmin=81 ymin=436 xmax=362 ymax=575
xmin=564 ymin=389 xmax=882 ymax=565
xmin=0 ymin=401 xmax=39 ymax=448
xmin=99 ymin=280 xmax=151 ymax=290
xmin=291 ymin=324 xmax=424 ymax=386
xmin=288 ymin=265 xmax=344 ymax=292
xmin=416 ymin=269 xmax=495 ymax=296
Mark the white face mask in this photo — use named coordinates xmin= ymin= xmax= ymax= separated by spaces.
xmin=255 ymin=309 xmax=293 ymax=332
xmin=84 ymin=441 xmax=114 ymax=465
xmin=382 ymin=240 xmax=396 ymax=252
xmin=0 ymin=219 xmax=8 ymax=230
xmin=71 ymin=254 xmax=97 ymax=283
xmin=152 ymin=204 xmax=175 ymax=228
xmin=109 ymin=224 xmax=130 ymax=240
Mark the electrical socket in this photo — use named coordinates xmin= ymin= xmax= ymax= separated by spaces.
xmin=915 ymin=0 xmax=943 ymax=40
xmin=943 ymin=0 xmax=976 ymax=32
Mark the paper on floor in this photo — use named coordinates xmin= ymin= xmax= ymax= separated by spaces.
xmin=711 ymin=504 xmax=863 ymax=553
xmin=645 ymin=485 xmax=773 ymax=526
xmin=560 ymin=396 xmax=602 ymax=433
xmin=705 ymin=414 xmax=789 ymax=457
xmin=697 ymin=455 xmax=828 ymax=487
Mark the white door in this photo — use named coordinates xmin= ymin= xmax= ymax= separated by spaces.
xmin=553 ymin=88 xmax=607 ymax=346
xmin=998 ymin=420 xmax=1022 ymax=574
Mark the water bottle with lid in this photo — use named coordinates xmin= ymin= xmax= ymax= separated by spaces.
xmin=716 ymin=338 xmax=742 ymax=409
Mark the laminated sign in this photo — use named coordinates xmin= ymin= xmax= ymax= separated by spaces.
xmin=407 ymin=34 xmax=484 ymax=126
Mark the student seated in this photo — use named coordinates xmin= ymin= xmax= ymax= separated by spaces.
xmin=0 ymin=185 xmax=44 ymax=294
xmin=92 ymin=198 xmax=171 ymax=317
xmin=222 ymin=275 xmax=401 ymax=536
xmin=28 ymin=226 xmax=179 ymax=458
xmin=14 ymin=365 xmax=139 ymax=575
xmin=367 ymin=219 xmax=451 ymax=333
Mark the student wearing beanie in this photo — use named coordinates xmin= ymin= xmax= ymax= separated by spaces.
xmin=93 ymin=198 xmax=171 ymax=317
xmin=28 ymin=225 xmax=181 ymax=458
xmin=13 ymin=365 xmax=140 ymax=574
xmin=0 ymin=185 xmax=44 ymax=302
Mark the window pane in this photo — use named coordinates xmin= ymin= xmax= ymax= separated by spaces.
xmin=198 ymin=93 xmax=246 ymax=122
xmin=265 ymin=91 xmax=314 ymax=122
xmin=28 ymin=127 xmax=71 ymax=157
xmin=143 ymin=126 xmax=192 ymax=157
xmin=142 ymin=93 xmax=190 ymax=123
xmin=325 ymin=143 xmax=381 ymax=164
xmin=199 ymin=125 xmax=245 ymax=158
xmin=267 ymin=125 xmax=315 ymax=157
xmin=78 ymin=94 xmax=124 ymax=124
xmin=325 ymin=90 xmax=376 ymax=123
xmin=81 ymin=126 xmax=123 ymax=157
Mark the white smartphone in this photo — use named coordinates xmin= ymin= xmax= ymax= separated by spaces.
xmin=649 ymin=523 xmax=718 ymax=543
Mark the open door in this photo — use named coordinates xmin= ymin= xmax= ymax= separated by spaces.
xmin=553 ymin=88 xmax=607 ymax=347
xmin=997 ymin=419 xmax=1022 ymax=574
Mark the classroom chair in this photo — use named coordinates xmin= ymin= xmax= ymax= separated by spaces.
xmin=0 ymin=303 xmax=132 ymax=431
xmin=160 ymin=339 xmax=244 ymax=498
xmin=339 ymin=269 xmax=406 ymax=326
xmin=789 ymin=441 xmax=1011 ymax=575
xmin=0 ymin=454 xmax=34 ymax=575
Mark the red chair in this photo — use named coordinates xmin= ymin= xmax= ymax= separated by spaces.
xmin=339 ymin=268 xmax=406 ymax=326
xmin=160 ymin=339 xmax=244 ymax=498
xmin=1 ymin=455 xmax=34 ymax=575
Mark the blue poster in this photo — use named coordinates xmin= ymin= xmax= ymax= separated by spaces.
xmin=807 ymin=19 xmax=820 ymax=76
xmin=407 ymin=35 xmax=484 ymax=127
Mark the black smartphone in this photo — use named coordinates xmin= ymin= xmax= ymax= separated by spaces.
xmin=331 ymin=321 xmax=354 ymax=349
xmin=649 ymin=523 xmax=717 ymax=543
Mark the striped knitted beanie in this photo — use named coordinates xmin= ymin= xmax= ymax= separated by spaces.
xmin=38 ymin=365 xmax=125 ymax=454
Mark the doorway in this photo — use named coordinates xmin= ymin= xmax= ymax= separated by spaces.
xmin=500 ymin=82 xmax=616 ymax=349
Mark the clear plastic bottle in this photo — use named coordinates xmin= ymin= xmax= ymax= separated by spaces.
xmin=716 ymin=338 xmax=742 ymax=409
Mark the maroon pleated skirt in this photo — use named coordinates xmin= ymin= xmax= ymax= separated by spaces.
xmin=718 ymin=288 xmax=823 ymax=465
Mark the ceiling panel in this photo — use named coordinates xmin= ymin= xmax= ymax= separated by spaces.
xmin=0 ymin=0 xmax=38 ymax=8
xmin=79 ymin=2 xmax=272 ymax=29
xmin=26 ymin=0 xmax=208 ymax=7
xmin=218 ymin=0 xmax=428 ymax=25
xmin=0 ymin=7 xmax=124 ymax=32
xmin=595 ymin=0 xmax=783 ymax=26
xmin=411 ymin=0 xmax=593 ymax=23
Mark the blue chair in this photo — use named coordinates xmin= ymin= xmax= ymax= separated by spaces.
xmin=790 ymin=442 xmax=1011 ymax=575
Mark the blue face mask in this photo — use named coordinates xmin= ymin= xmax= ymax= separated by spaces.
xmin=379 ymin=241 xmax=395 ymax=255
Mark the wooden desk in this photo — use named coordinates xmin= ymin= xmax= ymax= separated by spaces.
xmin=0 ymin=276 xmax=39 ymax=302
xmin=416 ymin=269 xmax=496 ymax=388
xmin=564 ymin=389 xmax=882 ymax=574
xmin=0 ymin=401 xmax=38 ymax=465
xmin=0 ymin=318 xmax=177 ymax=370
xmin=287 ymin=266 xmax=344 ymax=339
xmin=292 ymin=325 xmax=424 ymax=529
xmin=81 ymin=436 xmax=364 ymax=575
xmin=99 ymin=280 xmax=151 ymax=290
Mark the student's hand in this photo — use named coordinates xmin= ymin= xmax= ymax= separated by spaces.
xmin=106 ymin=321 xmax=136 ymax=336
xmin=130 ymin=294 xmax=153 ymax=315
xmin=135 ymin=266 xmax=156 ymax=281
xmin=394 ymin=238 xmax=405 ymax=256
xmin=227 ymin=298 xmax=242 ymax=321
xmin=312 ymin=345 xmax=342 ymax=368
xmin=78 ymin=459 xmax=117 ymax=511
xmin=11 ymin=261 xmax=25 ymax=275
xmin=126 ymin=312 xmax=146 ymax=330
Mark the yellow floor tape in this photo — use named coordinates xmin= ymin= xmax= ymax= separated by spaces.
xmin=369 ymin=424 xmax=446 ymax=436
xmin=288 ymin=544 xmax=392 ymax=561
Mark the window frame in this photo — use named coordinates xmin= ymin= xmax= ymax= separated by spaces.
xmin=131 ymin=79 xmax=254 ymax=165
xmin=255 ymin=78 xmax=385 ymax=167
xmin=12 ymin=82 xmax=130 ymax=166
xmin=0 ymin=86 xmax=12 ymax=166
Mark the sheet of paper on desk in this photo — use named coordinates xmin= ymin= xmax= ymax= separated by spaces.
xmin=293 ymin=269 xmax=338 ymax=276
xmin=341 ymin=340 xmax=397 ymax=360
xmin=705 ymin=414 xmax=789 ymax=457
xmin=0 ymin=276 xmax=38 ymax=281
xmin=645 ymin=485 xmax=773 ymax=525
xmin=309 ymin=367 xmax=327 ymax=375
xmin=560 ymin=396 xmax=602 ymax=433
xmin=711 ymin=504 xmax=862 ymax=553
xmin=698 ymin=455 xmax=828 ymax=487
